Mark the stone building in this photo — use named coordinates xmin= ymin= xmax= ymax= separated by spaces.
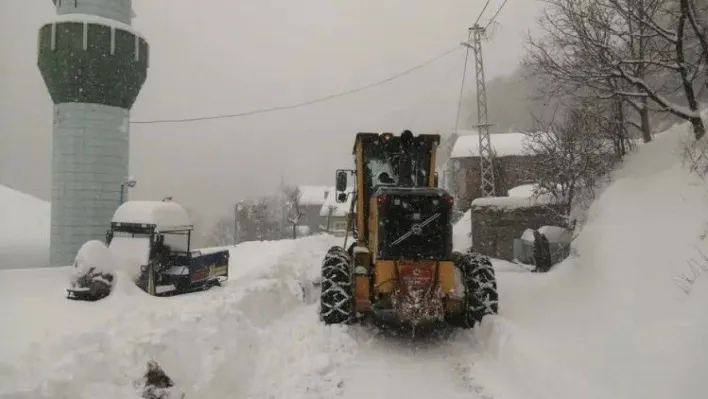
xmin=447 ymin=131 xmax=538 ymax=211
xmin=468 ymin=194 xmax=568 ymax=261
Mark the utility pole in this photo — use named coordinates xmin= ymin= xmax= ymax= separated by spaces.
xmin=467 ymin=24 xmax=496 ymax=197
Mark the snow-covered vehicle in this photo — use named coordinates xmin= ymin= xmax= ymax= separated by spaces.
xmin=106 ymin=200 xmax=230 ymax=296
xmin=68 ymin=200 xmax=230 ymax=300
xmin=66 ymin=240 xmax=116 ymax=301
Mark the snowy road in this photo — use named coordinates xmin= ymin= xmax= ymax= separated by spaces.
xmin=338 ymin=331 xmax=492 ymax=399
xmin=4 ymin=116 xmax=708 ymax=399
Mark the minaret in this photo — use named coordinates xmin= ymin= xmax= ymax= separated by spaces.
xmin=37 ymin=0 xmax=149 ymax=266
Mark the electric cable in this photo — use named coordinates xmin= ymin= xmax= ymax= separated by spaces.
xmin=131 ymin=46 xmax=463 ymax=125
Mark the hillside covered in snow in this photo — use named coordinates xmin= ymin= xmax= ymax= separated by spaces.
xmin=1 ymin=116 xmax=708 ymax=399
xmin=0 ymin=185 xmax=49 ymax=269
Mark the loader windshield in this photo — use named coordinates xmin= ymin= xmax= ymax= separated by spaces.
xmin=357 ymin=132 xmax=438 ymax=240
xmin=362 ymin=141 xmax=432 ymax=195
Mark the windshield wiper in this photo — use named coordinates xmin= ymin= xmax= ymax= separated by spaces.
xmin=389 ymin=212 xmax=441 ymax=247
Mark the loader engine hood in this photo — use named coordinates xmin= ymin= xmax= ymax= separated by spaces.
xmin=375 ymin=187 xmax=453 ymax=260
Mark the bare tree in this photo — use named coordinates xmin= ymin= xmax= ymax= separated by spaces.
xmin=608 ymin=0 xmax=707 ymax=139
xmin=526 ymin=0 xmax=707 ymax=141
xmin=205 ymin=217 xmax=234 ymax=247
xmin=282 ymin=185 xmax=303 ymax=239
xmin=523 ymin=100 xmax=619 ymax=225
xmin=525 ymin=0 xmax=660 ymax=143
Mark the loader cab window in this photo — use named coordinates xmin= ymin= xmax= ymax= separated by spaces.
xmin=369 ymin=158 xmax=398 ymax=187
xmin=363 ymin=142 xmax=433 ymax=194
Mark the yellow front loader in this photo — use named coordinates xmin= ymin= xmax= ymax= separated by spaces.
xmin=318 ymin=130 xmax=499 ymax=329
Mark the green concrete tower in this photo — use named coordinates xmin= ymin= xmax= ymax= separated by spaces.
xmin=37 ymin=0 xmax=149 ymax=266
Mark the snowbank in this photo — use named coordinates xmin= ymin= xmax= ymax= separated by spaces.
xmin=471 ymin=114 xmax=708 ymax=399
xmin=0 ymin=185 xmax=50 ymax=269
xmin=108 ymin=236 xmax=151 ymax=280
xmin=452 ymin=209 xmax=471 ymax=252
xmin=0 ymin=234 xmax=348 ymax=398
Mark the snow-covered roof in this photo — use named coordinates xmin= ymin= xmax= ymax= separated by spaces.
xmin=44 ymin=13 xmax=144 ymax=39
xmin=507 ymin=184 xmax=537 ymax=198
xmin=319 ymin=189 xmax=353 ymax=217
xmin=112 ymin=200 xmax=193 ymax=231
xmin=450 ymin=132 xmax=532 ymax=159
xmin=507 ymin=184 xmax=558 ymax=202
xmin=298 ymin=185 xmax=332 ymax=206
xmin=471 ymin=194 xmax=558 ymax=210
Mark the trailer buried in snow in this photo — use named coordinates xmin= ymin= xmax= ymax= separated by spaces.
xmin=106 ymin=200 xmax=229 ymax=296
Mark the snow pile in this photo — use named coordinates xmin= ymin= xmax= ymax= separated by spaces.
xmin=467 ymin=115 xmax=708 ymax=399
xmin=0 ymin=234 xmax=360 ymax=399
xmin=108 ymin=236 xmax=151 ymax=280
xmin=452 ymin=209 xmax=471 ymax=252
xmin=68 ymin=240 xmax=117 ymax=292
xmin=0 ymin=185 xmax=50 ymax=269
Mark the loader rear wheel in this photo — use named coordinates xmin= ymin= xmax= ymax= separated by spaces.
xmin=449 ymin=251 xmax=499 ymax=329
xmin=319 ymin=246 xmax=354 ymax=325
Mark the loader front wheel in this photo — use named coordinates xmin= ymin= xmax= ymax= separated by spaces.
xmin=319 ymin=246 xmax=354 ymax=325
xmin=449 ymin=251 xmax=499 ymax=329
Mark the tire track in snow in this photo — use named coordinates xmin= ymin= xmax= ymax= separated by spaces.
xmin=335 ymin=327 xmax=495 ymax=399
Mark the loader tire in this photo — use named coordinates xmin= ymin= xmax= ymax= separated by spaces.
xmin=319 ymin=246 xmax=354 ymax=325
xmin=449 ymin=251 xmax=499 ymax=329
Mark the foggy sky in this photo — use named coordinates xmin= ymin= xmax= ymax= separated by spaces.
xmin=0 ymin=0 xmax=542 ymax=229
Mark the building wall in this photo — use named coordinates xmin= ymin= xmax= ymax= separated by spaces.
xmin=470 ymin=203 xmax=568 ymax=261
xmin=452 ymin=154 xmax=538 ymax=210
xmin=299 ymin=204 xmax=324 ymax=234
xmin=321 ymin=215 xmax=349 ymax=236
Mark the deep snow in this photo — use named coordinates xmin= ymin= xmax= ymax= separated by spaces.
xmin=2 ymin=116 xmax=708 ymax=399
xmin=0 ymin=185 xmax=49 ymax=269
xmin=468 ymin=116 xmax=708 ymax=399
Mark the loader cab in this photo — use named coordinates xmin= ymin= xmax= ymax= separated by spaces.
xmin=336 ymin=130 xmax=443 ymax=245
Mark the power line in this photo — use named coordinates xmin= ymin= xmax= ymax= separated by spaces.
xmin=473 ymin=0 xmax=493 ymax=27
xmin=484 ymin=0 xmax=510 ymax=30
xmin=131 ymin=46 xmax=463 ymax=125
xmin=406 ymin=50 xmax=468 ymax=127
